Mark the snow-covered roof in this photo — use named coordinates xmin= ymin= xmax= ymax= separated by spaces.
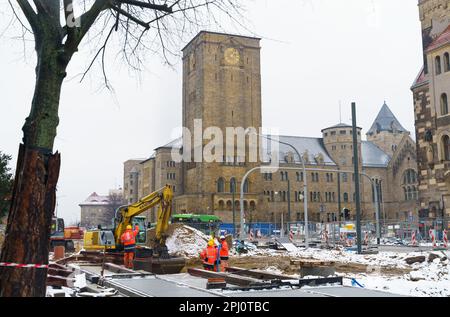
xmin=361 ymin=141 xmax=391 ymax=168
xmin=155 ymin=137 xmax=182 ymax=150
xmin=263 ymin=135 xmax=337 ymax=166
xmin=79 ymin=192 xmax=111 ymax=206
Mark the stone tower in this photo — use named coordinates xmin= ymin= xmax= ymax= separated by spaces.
xmin=412 ymin=0 xmax=450 ymax=220
xmin=366 ymin=102 xmax=409 ymax=157
xmin=322 ymin=123 xmax=362 ymax=169
xmin=177 ymin=31 xmax=262 ymax=220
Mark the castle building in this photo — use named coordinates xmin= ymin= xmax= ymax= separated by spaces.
xmin=79 ymin=189 xmax=124 ymax=229
xmin=411 ymin=0 xmax=450 ymax=228
xmin=124 ymin=31 xmax=419 ymax=226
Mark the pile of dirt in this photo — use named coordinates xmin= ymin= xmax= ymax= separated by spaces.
xmin=147 ymin=224 xmax=211 ymax=258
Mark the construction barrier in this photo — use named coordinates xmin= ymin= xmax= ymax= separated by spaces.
xmin=443 ymin=229 xmax=448 ymax=249
xmin=322 ymin=230 xmax=329 ymax=245
xmin=289 ymin=230 xmax=294 ymax=242
xmin=249 ymin=230 xmax=254 ymax=241
xmin=430 ymin=229 xmax=437 ymax=248
xmin=411 ymin=231 xmax=417 ymax=246
xmin=363 ymin=231 xmax=369 ymax=246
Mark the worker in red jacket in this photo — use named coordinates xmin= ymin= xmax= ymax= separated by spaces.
xmin=219 ymin=235 xmax=229 ymax=271
xmin=120 ymin=224 xmax=139 ymax=269
xmin=200 ymin=239 xmax=219 ymax=271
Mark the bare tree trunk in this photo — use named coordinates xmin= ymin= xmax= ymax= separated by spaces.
xmin=0 ymin=30 xmax=68 ymax=296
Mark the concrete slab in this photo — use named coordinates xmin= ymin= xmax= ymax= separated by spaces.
xmin=305 ymin=286 xmax=404 ymax=297
xmin=223 ymin=288 xmax=328 ymax=297
xmin=107 ymin=277 xmax=219 ymax=297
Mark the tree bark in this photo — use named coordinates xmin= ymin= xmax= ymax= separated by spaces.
xmin=0 ymin=145 xmax=60 ymax=297
xmin=0 ymin=29 xmax=68 ymax=296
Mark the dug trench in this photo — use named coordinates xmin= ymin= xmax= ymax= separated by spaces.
xmin=183 ymin=255 xmax=412 ymax=276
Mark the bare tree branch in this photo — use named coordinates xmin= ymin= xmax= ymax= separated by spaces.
xmin=16 ymin=0 xmax=38 ymax=33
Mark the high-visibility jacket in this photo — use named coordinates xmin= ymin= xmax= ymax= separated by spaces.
xmin=200 ymin=249 xmax=207 ymax=261
xmin=219 ymin=241 xmax=229 ymax=259
xmin=203 ymin=246 xmax=219 ymax=265
xmin=121 ymin=226 xmax=139 ymax=251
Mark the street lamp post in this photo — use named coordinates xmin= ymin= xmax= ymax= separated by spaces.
xmin=244 ymin=131 xmax=310 ymax=246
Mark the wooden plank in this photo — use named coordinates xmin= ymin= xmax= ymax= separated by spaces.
xmin=104 ymin=262 xmax=136 ymax=274
xmin=225 ymin=267 xmax=297 ymax=280
xmin=187 ymin=268 xmax=266 ymax=287
xmin=298 ymin=277 xmax=343 ymax=288
xmin=48 ymin=267 xmax=74 ymax=277
xmin=291 ymin=259 xmax=335 ymax=267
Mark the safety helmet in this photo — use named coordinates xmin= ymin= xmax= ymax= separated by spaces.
xmin=208 ymin=239 xmax=215 ymax=247
xmin=126 ymin=225 xmax=132 ymax=230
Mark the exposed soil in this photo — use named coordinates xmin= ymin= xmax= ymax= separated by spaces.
xmin=183 ymin=254 xmax=412 ymax=276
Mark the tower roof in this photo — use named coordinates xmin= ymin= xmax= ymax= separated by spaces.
xmin=367 ymin=102 xmax=408 ymax=136
xmin=426 ymin=24 xmax=450 ymax=53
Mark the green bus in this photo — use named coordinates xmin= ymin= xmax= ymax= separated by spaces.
xmin=171 ymin=214 xmax=222 ymax=235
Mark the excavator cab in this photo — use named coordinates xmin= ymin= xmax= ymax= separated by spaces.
xmin=132 ymin=216 xmax=147 ymax=245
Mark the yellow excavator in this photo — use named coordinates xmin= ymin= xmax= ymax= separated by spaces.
xmin=83 ymin=185 xmax=185 ymax=273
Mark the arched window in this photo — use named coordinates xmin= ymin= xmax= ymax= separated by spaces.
xmin=217 ymin=178 xmax=225 ymax=193
xmin=343 ymin=193 xmax=349 ymax=203
xmin=444 ymin=52 xmax=450 ymax=72
xmin=243 ymin=179 xmax=249 ymax=193
xmin=436 ymin=56 xmax=442 ymax=75
xmin=442 ymin=135 xmax=450 ymax=161
xmin=218 ymin=200 xmax=225 ymax=210
xmin=230 ymin=178 xmax=236 ymax=193
xmin=441 ymin=93 xmax=448 ymax=115
xmin=226 ymin=200 xmax=232 ymax=211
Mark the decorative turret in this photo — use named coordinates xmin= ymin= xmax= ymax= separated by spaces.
xmin=366 ymin=102 xmax=409 ymax=157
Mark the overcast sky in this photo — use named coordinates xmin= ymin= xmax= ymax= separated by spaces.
xmin=0 ymin=0 xmax=423 ymax=224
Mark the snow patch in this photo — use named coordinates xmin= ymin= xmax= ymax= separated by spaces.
xmin=166 ymin=225 xmax=211 ymax=258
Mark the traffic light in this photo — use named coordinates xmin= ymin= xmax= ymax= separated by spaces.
xmin=341 ymin=208 xmax=350 ymax=220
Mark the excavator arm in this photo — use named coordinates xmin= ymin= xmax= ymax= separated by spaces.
xmin=114 ymin=185 xmax=174 ymax=255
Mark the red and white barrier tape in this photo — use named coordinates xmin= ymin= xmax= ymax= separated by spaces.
xmin=430 ymin=229 xmax=437 ymax=248
xmin=411 ymin=231 xmax=417 ymax=246
xmin=443 ymin=230 xmax=448 ymax=248
xmin=0 ymin=262 xmax=48 ymax=269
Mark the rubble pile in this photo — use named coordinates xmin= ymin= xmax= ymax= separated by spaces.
xmin=147 ymin=224 xmax=211 ymax=258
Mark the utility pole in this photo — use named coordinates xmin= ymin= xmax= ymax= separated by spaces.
xmin=232 ymin=182 xmax=236 ymax=236
xmin=287 ymin=178 xmax=291 ymax=233
xmin=352 ymin=102 xmax=363 ymax=254
xmin=337 ymin=169 xmax=342 ymax=222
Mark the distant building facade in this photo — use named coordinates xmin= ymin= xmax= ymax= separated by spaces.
xmin=124 ymin=31 xmax=419 ymax=225
xmin=79 ymin=189 xmax=123 ymax=228
xmin=411 ymin=0 xmax=450 ymax=228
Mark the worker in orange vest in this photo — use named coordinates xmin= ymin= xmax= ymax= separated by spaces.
xmin=219 ymin=235 xmax=229 ymax=271
xmin=120 ymin=224 xmax=139 ymax=269
xmin=200 ymin=239 xmax=219 ymax=271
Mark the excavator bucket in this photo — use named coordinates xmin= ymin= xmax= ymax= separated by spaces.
xmin=134 ymin=256 xmax=186 ymax=275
